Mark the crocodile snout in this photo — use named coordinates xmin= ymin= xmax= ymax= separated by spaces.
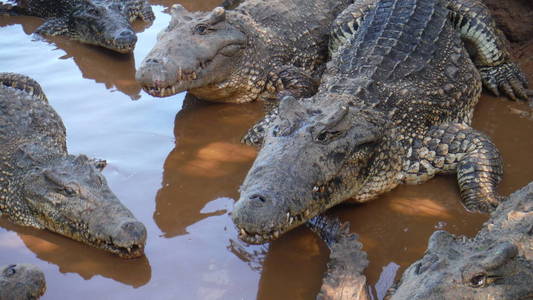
xmin=112 ymin=220 xmax=147 ymax=247
xmin=113 ymin=29 xmax=137 ymax=50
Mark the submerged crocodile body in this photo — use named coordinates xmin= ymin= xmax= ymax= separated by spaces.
xmin=1 ymin=0 xmax=154 ymax=53
xmin=136 ymin=0 xmax=352 ymax=102
xmin=0 ymin=264 xmax=46 ymax=300
xmin=0 ymin=73 xmax=146 ymax=258
xmin=386 ymin=182 xmax=533 ymax=299
xmin=307 ymin=215 xmax=370 ymax=300
xmin=232 ymin=0 xmax=530 ymax=244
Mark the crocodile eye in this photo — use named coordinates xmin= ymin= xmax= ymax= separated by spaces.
xmin=469 ymin=273 xmax=488 ymax=288
xmin=4 ymin=265 xmax=16 ymax=277
xmin=315 ymin=130 xmax=342 ymax=143
xmin=194 ymin=24 xmax=209 ymax=35
xmin=64 ymin=187 xmax=76 ymax=196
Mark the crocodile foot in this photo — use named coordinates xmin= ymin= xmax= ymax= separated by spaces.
xmin=479 ymin=62 xmax=530 ymax=102
xmin=241 ymin=125 xmax=264 ymax=147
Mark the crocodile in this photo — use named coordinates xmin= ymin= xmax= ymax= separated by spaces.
xmin=135 ymin=0 xmax=353 ymax=102
xmin=0 ymin=0 xmax=154 ymax=53
xmin=232 ymin=0 xmax=531 ymax=244
xmin=308 ymin=182 xmax=533 ymax=300
xmin=385 ymin=181 xmax=533 ymax=299
xmin=0 ymin=73 xmax=146 ymax=258
xmin=0 ymin=264 xmax=46 ymax=300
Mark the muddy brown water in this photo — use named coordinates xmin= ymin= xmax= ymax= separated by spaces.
xmin=0 ymin=1 xmax=532 ymax=299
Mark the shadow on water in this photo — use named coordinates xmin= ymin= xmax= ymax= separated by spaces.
xmin=0 ymin=218 xmax=152 ymax=288
xmin=0 ymin=15 xmax=152 ymax=100
xmin=154 ymin=94 xmax=262 ymax=237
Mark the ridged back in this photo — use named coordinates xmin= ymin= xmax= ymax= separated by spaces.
xmin=329 ymin=0 xmax=450 ymax=94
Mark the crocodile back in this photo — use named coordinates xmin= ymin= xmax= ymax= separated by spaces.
xmin=234 ymin=0 xmax=353 ymax=75
xmin=321 ymin=0 xmax=481 ymax=130
xmin=0 ymin=87 xmax=67 ymax=153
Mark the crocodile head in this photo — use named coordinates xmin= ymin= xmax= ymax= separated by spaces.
xmin=57 ymin=0 xmax=153 ymax=53
xmin=386 ymin=231 xmax=533 ymax=300
xmin=19 ymin=152 xmax=146 ymax=258
xmin=136 ymin=4 xmax=247 ymax=98
xmin=232 ymin=95 xmax=386 ymax=244
xmin=0 ymin=264 xmax=46 ymax=300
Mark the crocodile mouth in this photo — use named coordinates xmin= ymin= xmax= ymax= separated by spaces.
xmin=104 ymin=42 xmax=135 ymax=54
xmin=235 ymin=208 xmax=313 ymax=244
xmin=81 ymin=37 xmax=136 ymax=54
xmin=141 ymin=69 xmax=200 ymax=97
xmin=104 ymin=242 xmax=144 ymax=259
xmin=140 ymin=43 xmax=244 ymax=97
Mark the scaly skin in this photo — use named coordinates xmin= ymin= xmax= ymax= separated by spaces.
xmin=243 ymin=0 xmax=531 ymax=147
xmin=2 ymin=0 xmax=154 ymax=53
xmin=0 ymin=264 xmax=46 ymax=300
xmin=0 ymin=73 xmax=146 ymax=258
xmin=386 ymin=181 xmax=533 ymax=300
xmin=309 ymin=182 xmax=533 ymax=300
xmin=307 ymin=215 xmax=370 ymax=300
xmin=233 ymin=0 xmax=517 ymax=244
xmin=136 ymin=0 xmax=353 ymax=103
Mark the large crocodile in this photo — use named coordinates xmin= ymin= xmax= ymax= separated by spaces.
xmin=135 ymin=0 xmax=352 ymax=102
xmin=385 ymin=182 xmax=533 ymax=299
xmin=0 ymin=73 xmax=146 ymax=258
xmin=0 ymin=0 xmax=154 ymax=53
xmin=232 ymin=0 xmax=531 ymax=244
xmin=0 ymin=264 xmax=46 ymax=300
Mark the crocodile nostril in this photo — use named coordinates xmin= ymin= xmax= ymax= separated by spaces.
xmin=146 ymin=58 xmax=161 ymax=64
xmin=119 ymin=29 xmax=135 ymax=38
xmin=114 ymin=30 xmax=137 ymax=44
xmin=249 ymin=194 xmax=266 ymax=203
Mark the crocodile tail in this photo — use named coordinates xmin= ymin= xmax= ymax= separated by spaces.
xmin=0 ymin=73 xmax=48 ymax=103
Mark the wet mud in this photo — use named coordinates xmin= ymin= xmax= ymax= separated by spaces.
xmin=0 ymin=1 xmax=532 ymax=299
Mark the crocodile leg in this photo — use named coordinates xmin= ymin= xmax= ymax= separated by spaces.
xmin=0 ymin=72 xmax=47 ymax=103
xmin=125 ymin=0 xmax=155 ymax=24
xmin=241 ymin=106 xmax=278 ymax=147
xmin=403 ymin=122 xmax=503 ymax=213
xmin=329 ymin=0 xmax=378 ymax=55
xmin=307 ymin=215 xmax=370 ymax=300
xmin=243 ymin=67 xmax=318 ymax=146
xmin=447 ymin=0 xmax=530 ymax=102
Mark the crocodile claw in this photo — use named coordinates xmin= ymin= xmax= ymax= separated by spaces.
xmin=480 ymin=62 xmax=529 ymax=102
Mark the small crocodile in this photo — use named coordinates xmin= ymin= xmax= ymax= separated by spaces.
xmin=386 ymin=181 xmax=533 ymax=299
xmin=1 ymin=0 xmax=154 ymax=53
xmin=136 ymin=0 xmax=352 ymax=102
xmin=0 ymin=73 xmax=146 ymax=258
xmin=233 ymin=0 xmax=530 ymax=244
xmin=0 ymin=264 xmax=46 ymax=300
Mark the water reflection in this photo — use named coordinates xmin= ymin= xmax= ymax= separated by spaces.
xmin=255 ymin=226 xmax=327 ymax=300
xmin=0 ymin=16 xmax=147 ymax=99
xmin=0 ymin=218 xmax=152 ymax=288
xmin=154 ymin=94 xmax=262 ymax=237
